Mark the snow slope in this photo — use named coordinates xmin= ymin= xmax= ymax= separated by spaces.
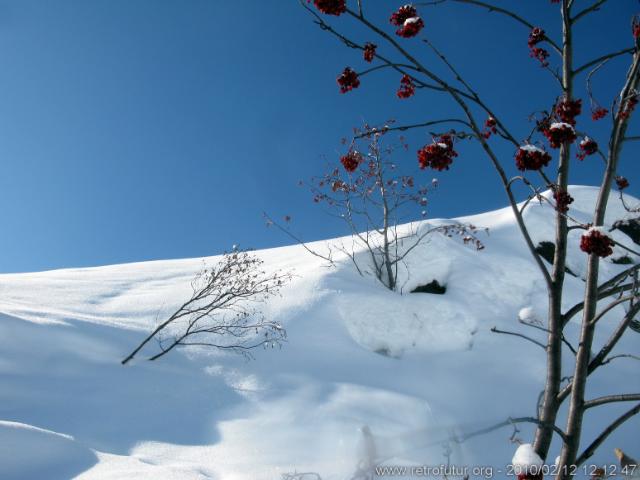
xmin=0 ymin=186 xmax=638 ymax=479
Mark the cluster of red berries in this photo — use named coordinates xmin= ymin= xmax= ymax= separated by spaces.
xmin=340 ymin=150 xmax=363 ymax=172
xmin=312 ymin=0 xmax=346 ymax=15
xmin=580 ymin=228 xmax=614 ymax=258
xmin=528 ymin=27 xmax=550 ymax=67
xmin=397 ymin=74 xmax=416 ymax=98
xmin=363 ymin=42 xmax=377 ymax=62
xmin=616 ymin=176 xmax=630 ymax=190
xmin=577 ymin=137 xmax=598 ymax=160
xmin=417 ymin=134 xmax=458 ymax=171
xmin=532 ymin=98 xmax=580 ymax=149
xmin=556 ymin=98 xmax=581 ymax=125
xmin=591 ymin=106 xmax=608 ymax=121
xmin=337 ymin=67 xmax=360 ymax=93
xmin=515 ymin=145 xmax=552 ymax=171
xmin=553 ymin=188 xmax=574 ymax=213
xmin=633 ymin=16 xmax=640 ymax=39
xmin=390 ymin=5 xmax=424 ymax=38
xmin=544 ymin=122 xmax=577 ymax=148
xmin=482 ymin=117 xmax=498 ymax=139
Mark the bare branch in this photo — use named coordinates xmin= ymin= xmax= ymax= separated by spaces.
xmin=519 ymin=318 xmax=577 ymax=355
xmin=490 ymin=326 xmax=547 ymax=350
xmin=562 ymin=281 xmax=638 ymax=327
xmin=600 ymin=353 xmax=640 ymax=366
xmin=420 ymin=0 xmax=562 ymax=54
xmin=452 ymin=416 xmax=567 ymax=444
xmin=575 ymin=47 xmax=635 ymax=76
xmin=353 ymin=119 xmax=472 ymax=140
xmin=571 ymin=0 xmax=609 ymax=24
xmin=122 ymin=249 xmax=291 ymax=364
xmin=557 ymin=302 xmax=640 ymax=404
xmin=263 ymin=212 xmax=336 ymax=266
xmin=584 ymin=393 xmax=640 ymax=410
xmin=589 ymin=295 xmax=638 ymax=327
xmin=575 ymin=402 xmax=640 ymax=466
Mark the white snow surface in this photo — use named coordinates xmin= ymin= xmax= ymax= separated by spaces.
xmin=0 ymin=186 xmax=639 ymax=479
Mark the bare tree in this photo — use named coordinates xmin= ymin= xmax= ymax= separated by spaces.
xmin=301 ymin=0 xmax=640 ymax=477
xmin=267 ymin=126 xmax=483 ymax=292
xmin=122 ymin=248 xmax=291 ymax=364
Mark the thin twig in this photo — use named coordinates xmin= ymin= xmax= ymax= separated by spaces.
xmin=491 ymin=326 xmax=547 ymax=350
xmin=575 ymin=402 xmax=640 ymax=466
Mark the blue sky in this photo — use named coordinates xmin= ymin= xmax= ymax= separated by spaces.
xmin=0 ymin=0 xmax=638 ymax=272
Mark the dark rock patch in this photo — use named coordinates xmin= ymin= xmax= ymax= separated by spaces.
xmin=411 ymin=279 xmax=446 ymax=294
xmin=612 ymin=218 xmax=640 ymax=246
xmin=535 ymin=241 xmax=577 ymax=277
xmin=611 ymin=255 xmax=634 ymax=265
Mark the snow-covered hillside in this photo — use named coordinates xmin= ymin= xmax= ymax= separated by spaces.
xmin=1 ymin=186 xmax=638 ymax=479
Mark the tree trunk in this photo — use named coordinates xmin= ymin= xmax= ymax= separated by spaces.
xmin=533 ymin=0 xmax=573 ymax=460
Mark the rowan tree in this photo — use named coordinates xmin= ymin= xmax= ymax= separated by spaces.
xmin=267 ymin=126 xmax=483 ymax=292
xmin=301 ymin=0 xmax=640 ymax=478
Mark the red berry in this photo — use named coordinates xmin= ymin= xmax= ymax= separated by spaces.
xmin=337 ymin=67 xmax=360 ymax=93
xmin=312 ymin=0 xmax=346 ymax=16
xmin=618 ymin=94 xmax=639 ymax=120
xmin=528 ymin=27 xmax=546 ymax=48
xmin=577 ymin=137 xmax=598 ymax=160
xmin=580 ymin=228 xmax=614 ymax=258
xmin=544 ymin=122 xmax=577 ymax=149
xmin=340 ymin=150 xmax=363 ymax=172
xmin=390 ymin=5 xmax=424 ymax=38
xmin=515 ymin=145 xmax=552 ymax=171
xmin=528 ymin=28 xmax=549 ymax=66
xmin=417 ymin=134 xmax=458 ymax=171
xmin=396 ymin=74 xmax=416 ymax=98
xmin=556 ymin=98 xmax=582 ymax=126
xmin=390 ymin=5 xmax=418 ymax=26
xmin=482 ymin=116 xmax=498 ymax=138
xmin=553 ymin=188 xmax=574 ymax=213
xmin=530 ymin=47 xmax=550 ymax=67
xmin=616 ymin=176 xmax=630 ymax=190
xmin=363 ymin=42 xmax=377 ymax=62
xmin=591 ymin=107 xmax=608 ymax=121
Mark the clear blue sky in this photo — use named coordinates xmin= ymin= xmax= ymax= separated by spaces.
xmin=0 ymin=0 xmax=638 ymax=272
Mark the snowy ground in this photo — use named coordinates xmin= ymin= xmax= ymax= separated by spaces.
xmin=0 ymin=186 xmax=638 ymax=479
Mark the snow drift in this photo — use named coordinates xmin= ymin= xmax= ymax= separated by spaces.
xmin=0 ymin=186 xmax=638 ymax=479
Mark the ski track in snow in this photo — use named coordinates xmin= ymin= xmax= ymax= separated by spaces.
xmin=0 ymin=186 xmax=639 ymax=479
